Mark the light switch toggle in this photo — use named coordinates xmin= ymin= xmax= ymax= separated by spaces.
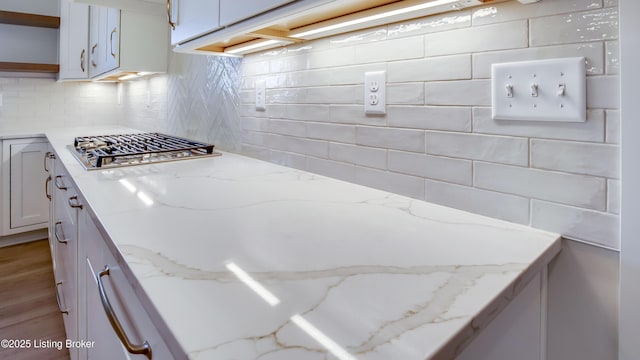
xmin=530 ymin=83 xmax=538 ymax=97
xmin=557 ymin=83 xmax=566 ymax=96
xmin=505 ymin=84 xmax=513 ymax=98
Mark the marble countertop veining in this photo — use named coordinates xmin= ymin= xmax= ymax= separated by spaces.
xmin=37 ymin=126 xmax=560 ymax=360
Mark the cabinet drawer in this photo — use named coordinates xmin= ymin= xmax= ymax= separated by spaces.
xmin=84 ymin=215 xmax=172 ymax=360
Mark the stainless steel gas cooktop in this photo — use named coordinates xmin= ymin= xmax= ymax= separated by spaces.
xmin=69 ymin=132 xmax=221 ymax=170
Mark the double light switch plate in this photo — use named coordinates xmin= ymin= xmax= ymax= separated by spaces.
xmin=491 ymin=57 xmax=586 ymax=122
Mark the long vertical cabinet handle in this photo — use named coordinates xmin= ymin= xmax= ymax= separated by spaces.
xmin=97 ymin=266 xmax=152 ymax=359
xmin=167 ymin=0 xmax=176 ymax=30
xmin=110 ymin=27 xmax=118 ymax=58
xmin=55 ymin=281 xmax=69 ymax=314
xmin=80 ymin=49 xmax=86 ymax=72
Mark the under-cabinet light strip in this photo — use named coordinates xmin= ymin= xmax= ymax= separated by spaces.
xmin=289 ymin=0 xmax=467 ymax=39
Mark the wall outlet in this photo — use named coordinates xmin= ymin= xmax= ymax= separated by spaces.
xmin=255 ymin=79 xmax=266 ymax=111
xmin=364 ymin=71 xmax=386 ymax=115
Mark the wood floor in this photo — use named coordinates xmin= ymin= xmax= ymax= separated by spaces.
xmin=0 ymin=240 xmax=69 ymax=360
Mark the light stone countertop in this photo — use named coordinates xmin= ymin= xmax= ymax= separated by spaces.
xmin=32 ymin=126 xmax=560 ymax=360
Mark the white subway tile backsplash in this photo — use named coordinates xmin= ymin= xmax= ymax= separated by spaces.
xmin=355 ymin=166 xmax=425 ymax=199
xmin=327 ymin=105 xmax=387 ymax=126
xmin=287 ymin=137 xmax=329 ymax=158
xmin=473 ymin=107 xmax=605 ymax=142
xmin=387 ymin=11 xmax=471 ymax=39
xmin=531 ymin=200 xmax=620 ymax=249
xmin=387 ymin=106 xmax=471 ymax=131
xmin=270 ymin=86 xmax=359 ymax=105
xmin=284 ymin=104 xmax=329 ymax=122
xmin=307 ymin=46 xmax=357 ymax=69
xmin=605 ymin=41 xmax=620 ymax=75
xmin=356 ymin=126 xmax=425 ymax=152
xmin=268 ymin=119 xmax=307 ymax=137
xmin=605 ymin=110 xmax=620 ymax=144
xmin=329 ymin=143 xmax=387 ymax=169
xmin=388 ymin=54 xmax=471 ymax=83
xmin=426 ymin=132 xmax=529 ymax=166
xmin=425 ymin=80 xmax=491 ymax=106
xmin=387 ymin=83 xmax=424 ymax=105
xmin=241 ymin=117 xmax=269 ymax=132
xmin=306 ymin=122 xmax=356 ymax=143
xmin=266 ymin=149 xmax=307 ymax=169
xmin=388 ymin=150 xmax=472 ymax=185
xmin=355 ymin=36 xmax=424 ymax=63
xmin=607 ymin=179 xmax=620 ymax=214
xmin=472 ymin=43 xmax=604 ymax=78
xmin=424 ymin=20 xmax=528 ymax=56
xmin=307 ymin=157 xmax=356 ymax=183
xmin=471 ymin=0 xmax=603 ymax=26
xmin=530 ymin=8 xmax=618 ymax=47
xmin=531 ymin=139 xmax=620 ymax=178
xmin=425 ymin=180 xmax=530 ymax=224
xmin=157 ymin=2 xmax=622 ymax=246
xmin=474 ymin=162 xmax=606 ymax=210
xmin=586 ymin=76 xmax=620 ymax=109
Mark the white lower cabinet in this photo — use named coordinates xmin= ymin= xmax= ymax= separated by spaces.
xmin=81 ymin=209 xmax=172 ymax=360
xmin=51 ymin=158 xmax=81 ymax=360
xmin=1 ymin=137 xmax=50 ymax=236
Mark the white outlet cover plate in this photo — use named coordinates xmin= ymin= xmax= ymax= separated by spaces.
xmin=364 ymin=71 xmax=386 ymax=115
xmin=491 ymin=57 xmax=586 ymax=122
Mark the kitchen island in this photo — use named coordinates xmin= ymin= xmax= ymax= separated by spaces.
xmin=32 ymin=127 xmax=560 ymax=359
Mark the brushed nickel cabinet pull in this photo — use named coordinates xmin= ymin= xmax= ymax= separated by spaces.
xmin=68 ymin=195 xmax=83 ymax=209
xmin=55 ymin=281 xmax=69 ymax=315
xmin=167 ymin=0 xmax=176 ymax=30
xmin=81 ymin=49 xmax=86 ymax=72
xmin=97 ymin=266 xmax=152 ymax=359
xmin=45 ymin=175 xmax=52 ymax=201
xmin=54 ymin=221 xmax=68 ymax=244
xmin=55 ymin=175 xmax=67 ymax=190
xmin=91 ymin=43 xmax=98 ymax=68
xmin=44 ymin=151 xmax=51 ymax=171
xmin=110 ymin=27 xmax=118 ymax=58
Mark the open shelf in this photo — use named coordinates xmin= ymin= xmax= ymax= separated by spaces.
xmin=0 ymin=62 xmax=59 ymax=73
xmin=0 ymin=10 xmax=60 ymax=28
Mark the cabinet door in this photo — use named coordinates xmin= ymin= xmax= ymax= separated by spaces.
xmin=219 ymin=0 xmax=295 ymax=26
xmin=170 ymin=0 xmax=220 ymax=45
xmin=104 ymin=8 xmax=120 ymax=72
xmin=7 ymin=139 xmax=49 ymax=231
xmin=89 ymin=6 xmax=120 ymax=77
xmin=59 ymin=0 xmax=90 ymax=80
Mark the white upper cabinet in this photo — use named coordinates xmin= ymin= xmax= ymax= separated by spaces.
xmin=169 ymin=0 xmax=220 ymax=46
xmin=59 ymin=2 xmax=167 ymax=81
xmin=219 ymin=0 xmax=295 ymax=27
xmin=59 ymin=0 xmax=90 ymax=80
xmin=88 ymin=6 xmax=120 ymax=78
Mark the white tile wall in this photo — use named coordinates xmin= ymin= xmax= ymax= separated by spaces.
xmin=118 ymin=0 xmax=621 ymax=250
xmin=531 ymin=139 xmax=619 ymax=178
xmin=531 ymin=200 xmax=619 ymax=248
xmin=425 ymin=180 xmax=530 ymax=224
xmin=0 ymin=78 xmax=121 ymax=131
xmin=426 ymin=132 xmax=529 ymax=166
xmin=474 ymin=162 xmax=606 ymax=211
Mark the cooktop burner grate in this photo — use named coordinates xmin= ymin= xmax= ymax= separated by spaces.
xmin=70 ymin=132 xmax=221 ymax=170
